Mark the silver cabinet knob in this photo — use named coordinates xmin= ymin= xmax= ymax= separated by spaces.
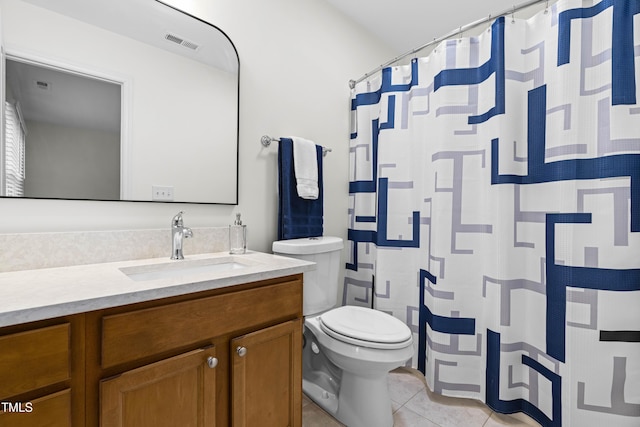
xmin=207 ymin=356 xmax=218 ymax=368
xmin=236 ymin=346 xmax=247 ymax=357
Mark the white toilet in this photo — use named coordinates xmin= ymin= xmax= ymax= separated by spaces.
xmin=272 ymin=236 xmax=414 ymax=427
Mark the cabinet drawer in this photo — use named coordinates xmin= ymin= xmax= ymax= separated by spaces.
xmin=0 ymin=324 xmax=70 ymax=399
xmin=102 ymin=279 xmax=302 ymax=368
xmin=0 ymin=389 xmax=71 ymax=427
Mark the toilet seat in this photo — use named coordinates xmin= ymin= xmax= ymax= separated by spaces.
xmin=318 ymin=306 xmax=412 ymax=350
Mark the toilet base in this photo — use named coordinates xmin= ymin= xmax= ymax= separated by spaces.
xmin=335 ymin=371 xmax=394 ymax=427
xmin=303 ymin=370 xmax=394 ymax=427
xmin=303 ymin=378 xmax=338 ymax=414
xmin=302 ymin=371 xmax=338 ymax=417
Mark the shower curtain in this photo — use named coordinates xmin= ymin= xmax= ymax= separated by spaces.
xmin=345 ymin=1 xmax=639 ymax=426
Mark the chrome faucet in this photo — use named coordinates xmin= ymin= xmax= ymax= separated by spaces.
xmin=171 ymin=211 xmax=193 ymax=260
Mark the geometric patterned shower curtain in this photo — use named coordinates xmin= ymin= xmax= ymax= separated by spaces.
xmin=345 ymin=1 xmax=640 ymax=425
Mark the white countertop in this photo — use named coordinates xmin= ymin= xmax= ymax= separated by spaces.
xmin=0 ymin=251 xmax=315 ymax=328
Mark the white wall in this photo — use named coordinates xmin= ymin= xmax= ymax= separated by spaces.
xmin=0 ymin=0 xmax=394 ymax=254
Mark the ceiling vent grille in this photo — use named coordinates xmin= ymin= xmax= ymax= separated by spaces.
xmin=164 ymin=33 xmax=200 ymax=51
xmin=34 ymin=80 xmax=51 ymax=91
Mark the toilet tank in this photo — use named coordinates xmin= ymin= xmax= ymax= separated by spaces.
xmin=272 ymin=236 xmax=343 ymax=316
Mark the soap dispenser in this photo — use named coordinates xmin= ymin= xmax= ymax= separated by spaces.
xmin=229 ymin=213 xmax=247 ymax=254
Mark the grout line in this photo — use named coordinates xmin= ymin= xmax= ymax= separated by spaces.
xmin=482 ymin=411 xmax=492 ymax=426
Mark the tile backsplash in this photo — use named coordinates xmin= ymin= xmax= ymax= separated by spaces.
xmin=0 ymin=227 xmax=230 ymax=272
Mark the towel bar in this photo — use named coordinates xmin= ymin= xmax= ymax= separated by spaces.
xmin=261 ymin=135 xmax=332 ymax=156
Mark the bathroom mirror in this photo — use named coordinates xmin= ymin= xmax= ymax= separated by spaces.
xmin=0 ymin=0 xmax=239 ymax=204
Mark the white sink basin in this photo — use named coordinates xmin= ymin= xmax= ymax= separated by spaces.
xmin=120 ymin=257 xmax=247 ymax=282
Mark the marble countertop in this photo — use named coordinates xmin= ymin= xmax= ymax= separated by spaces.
xmin=0 ymin=251 xmax=315 ymax=328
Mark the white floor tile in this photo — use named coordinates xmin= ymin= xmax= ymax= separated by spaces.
xmin=402 ymin=387 xmax=492 ymax=427
xmin=484 ymin=412 xmax=539 ymax=426
xmin=302 ymin=400 xmax=344 ymax=427
xmin=393 ymin=406 xmax=441 ymax=427
xmin=388 ymin=367 xmax=427 ymax=407
xmin=303 ymin=369 xmax=541 ymax=427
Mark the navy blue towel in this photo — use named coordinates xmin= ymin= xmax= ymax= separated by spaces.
xmin=277 ymin=138 xmax=323 ymax=240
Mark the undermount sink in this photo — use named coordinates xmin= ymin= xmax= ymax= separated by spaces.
xmin=120 ymin=257 xmax=247 ymax=282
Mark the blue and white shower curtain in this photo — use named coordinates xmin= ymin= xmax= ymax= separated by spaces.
xmin=345 ymin=1 xmax=639 ymax=426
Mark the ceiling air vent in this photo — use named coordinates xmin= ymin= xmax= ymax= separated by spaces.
xmin=164 ymin=33 xmax=200 ymax=51
xmin=34 ymin=80 xmax=52 ymax=91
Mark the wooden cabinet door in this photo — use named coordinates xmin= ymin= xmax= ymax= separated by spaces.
xmin=231 ymin=319 xmax=302 ymax=427
xmin=100 ymin=347 xmax=218 ymax=427
xmin=0 ymin=389 xmax=71 ymax=427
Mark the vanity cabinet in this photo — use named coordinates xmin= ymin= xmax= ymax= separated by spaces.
xmin=91 ymin=274 xmax=303 ymax=427
xmin=0 ymin=318 xmax=84 ymax=427
xmin=0 ymin=274 xmax=303 ymax=427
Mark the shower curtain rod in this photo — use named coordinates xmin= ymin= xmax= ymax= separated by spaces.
xmin=349 ymin=0 xmax=551 ymax=88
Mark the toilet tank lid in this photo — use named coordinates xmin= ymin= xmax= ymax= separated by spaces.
xmin=272 ymin=236 xmax=343 ymax=255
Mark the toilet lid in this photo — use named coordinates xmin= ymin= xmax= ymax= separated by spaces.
xmin=319 ymin=306 xmax=412 ymax=349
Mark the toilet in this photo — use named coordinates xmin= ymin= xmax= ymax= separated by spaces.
xmin=272 ymin=236 xmax=414 ymax=427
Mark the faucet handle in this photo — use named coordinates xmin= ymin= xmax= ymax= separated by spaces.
xmin=172 ymin=211 xmax=185 ymax=227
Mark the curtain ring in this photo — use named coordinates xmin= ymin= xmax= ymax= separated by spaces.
xmin=458 ymin=26 xmax=463 ymax=43
xmin=511 ymin=5 xmax=516 ymax=23
xmin=544 ymin=0 xmax=549 ymax=14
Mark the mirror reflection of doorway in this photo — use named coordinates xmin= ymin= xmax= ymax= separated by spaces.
xmin=4 ymin=57 xmax=121 ymax=200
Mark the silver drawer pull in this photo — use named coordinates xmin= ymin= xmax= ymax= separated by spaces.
xmin=236 ymin=346 xmax=247 ymax=357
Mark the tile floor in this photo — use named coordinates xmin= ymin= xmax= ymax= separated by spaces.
xmin=302 ymin=367 xmax=539 ymax=427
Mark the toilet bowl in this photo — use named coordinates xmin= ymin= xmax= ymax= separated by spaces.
xmin=272 ymin=237 xmax=414 ymax=427
xmin=304 ymin=306 xmax=414 ymax=427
